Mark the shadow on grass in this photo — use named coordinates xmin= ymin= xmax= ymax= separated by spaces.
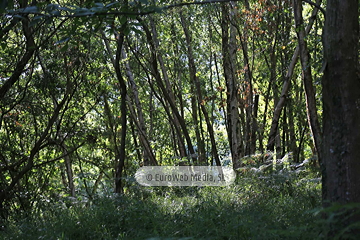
xmin=1 ymin=170 xmax=326 ymax=240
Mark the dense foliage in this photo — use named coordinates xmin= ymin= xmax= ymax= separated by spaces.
xmin=0 ymin=0 xmax=359 ymax=238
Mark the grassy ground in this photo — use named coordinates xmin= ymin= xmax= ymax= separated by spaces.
xmin=1 ymin=166 xmax=331 ymax=240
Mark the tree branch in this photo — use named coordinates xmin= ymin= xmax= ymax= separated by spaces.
xmin=302 ymin=0 xmax=326 ymax=16
xmin=7 ymin=0 xmax=242 ymax=18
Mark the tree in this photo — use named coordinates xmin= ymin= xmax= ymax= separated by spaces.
xmin=294 ymin=0 xmax=322 ymax=161
xmin=321 ymin=0 xmax=360 ymax=234
xmin=221 ymin=2 xmax=244 ymax=169
xmin=267 ymin=0 xmax=322 ymax=156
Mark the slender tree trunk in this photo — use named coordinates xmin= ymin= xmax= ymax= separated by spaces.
xmin=293 ymin=0 xmax=322 ymax=162
xmin=322 ymin=0 xmax=360 ymax=234
xmin=242 ymin=0 xmax=255 ymax=156
xmin=60 ymin=138 xmax=75 ymax=197
xmin=129 ymin=112 xmax=142 ymax=163
xmin=122 ymin=47 xmax=157 ymax=166
xmin=180 ymin=11 xmax=204 ymax=164
xmin=267 ymin=40 xmax=279 ymax=152
xmin=102 ymin=26 xmax=127 ymax=193
xmin=214 ymin=53 xmax=227 ymax=125
xmin=259 ymin=78 xmax=272 ymax=154
xmin=114 ymin=25 xmax=128 ymax=194
xmin=149 ymin=17 xmax=188 ymax=159
xmin=190 ymin=78 xmax=203 ymax=164
xmin=105 ymin=21 xmax=160 ymax=169
xmin=267 ymin=0 xmax=322 ymax=151
xmin=52 ymin=59 xmax=76 ymax=198
xmin=145 ymin=76 xmax=188 ymax=161
xmin=180 ymin=12 xmax=221 ymax=166
xmin=287 ymin=98 xmax=299 ymax=163
xmin=251 ymin=94 xmax=259 ymax=154
xmin=139 ymin=17 xmax=197 ymax=162
xmin=221 ymin=3 xmax=243 ymax=169
xmin=282 ymin=104 xmax=288 ymax=156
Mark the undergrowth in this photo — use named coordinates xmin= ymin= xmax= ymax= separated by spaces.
xmin=2 ymin=160 xmax=354 ymax=239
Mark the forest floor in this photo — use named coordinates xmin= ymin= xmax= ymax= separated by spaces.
xmin=1 ymin=164 xmax=352 ymax=240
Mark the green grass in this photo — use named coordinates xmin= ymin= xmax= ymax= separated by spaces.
xmin=1 ymin=167 xmax=327 ymax=240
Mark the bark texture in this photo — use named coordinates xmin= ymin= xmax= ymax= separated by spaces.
xmin=322 ymin=0 xmax=360 ymax=203
xmin=221 ymin=3 xmax=243 ymax=169
xmin=322 ymin=0 xmax=360 ymax=234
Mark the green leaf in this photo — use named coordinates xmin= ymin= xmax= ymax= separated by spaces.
xmin=59 ymin=6 xmax=72 ymax=12
xmin=145 ymin=6 xmax=163 ymax=13
xmin=23 ymin=5 xmax=38 ymax=13
xmin=60 ymin=43 xmax=69 ymax=52
xmin=94 ymin=2 xmax=104 ymax=8
xmin=90 ymin=7 xmax=102 ymax=12
xmin=13 ymin=14 xmax=26 ymax=20
xmin=54 ymin=37 xmax=70 ymax=45
xmin=131 ymin=27 xmax=143 ymax=35
xmin=118 ymin=15 xmax=127 ymax=25
xmin=105 ymin=2 xmax=119 ymax=8
xmin=30 ymin=15 xmax=43 ymax=26
xmin=50 ymin=10 xmax=61 ymax=16
xmin=73 ymin=8 xmax=94 ymax=16
xmin=45 ymin=4 xmax=59 ymax=14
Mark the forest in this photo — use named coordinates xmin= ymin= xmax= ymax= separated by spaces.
xmin=0 ymin=0 xmax=359 ymax=239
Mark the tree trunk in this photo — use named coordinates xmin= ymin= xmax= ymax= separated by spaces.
xmin=267 ymin=38 xmax=279 ymax=152
xmin=59 ymin=137 xmax=76 ymax=197
xmin=239 ymin=0 xmax=254 ymax=156
xmin=322 ymin=0 xmax=360 ymax=234
xmin=122 ymin=47 xmax=158 ymax=166
xmin=221 ymin=3 xmax=243 ymax=169
xmin=180 ymin=11 xmax=221 ymax=166
xmin=267 ymin=0 xmax=322 ymax=151
xmin=251 ymin=94 xmax=259 ymax=154
xmin=114 ymin=25 xmax=127 ymax=194
xmin=149 ymin=16 xmax=188 ymax=159
xmin=293 ymin=0 xmax=322 ymax=162
xmin=287 ymin=97 xmax=299 ymax=163
xmin=259 ymin=78 xmax=272 ymax=153
xmin=139 ymin=17 xmax=197 ymax=162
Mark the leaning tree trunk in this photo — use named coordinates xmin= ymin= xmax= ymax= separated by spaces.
xmin=321 ymin=0 xmax=360 ymax=235
xmin=180 ymin=11 xmax=221 ymax=166
xmin=293 ymin=0 xmax=322 ymax=162
xmin=122 ymin=47 xmax=158 ymax=166
xmin=149 ymin=16 xmax=188 ymax=159
xmin=267 ymin=0 xmax=322 ymax=151
xmin=139 ymin=17 xmax=197 ymax=162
